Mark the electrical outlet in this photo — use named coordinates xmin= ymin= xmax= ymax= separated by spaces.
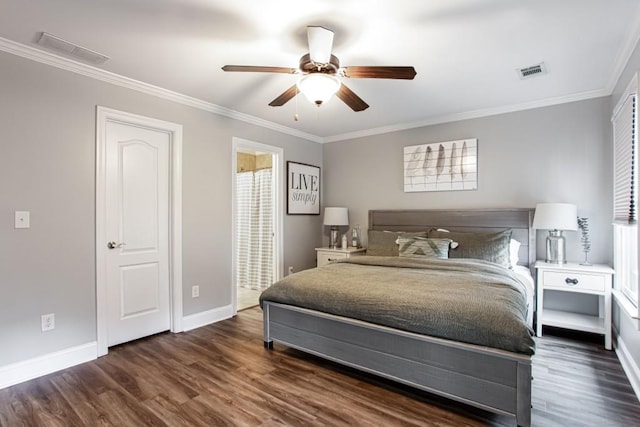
xmin=191 ymin=285 xmax=200 ymax=298
xmin=41 ymin=313 xmax=55 ymax=332
xmin=15 ymin=211 xmax=30 ymax=229
xmin=288 ymin=266 xmax=294 ymax=275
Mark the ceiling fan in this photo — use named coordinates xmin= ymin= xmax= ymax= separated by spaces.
xmin=222 ymin=26 xmax=417 ymax=112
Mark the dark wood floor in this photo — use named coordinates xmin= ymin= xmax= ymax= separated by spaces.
xmin=1 ymin=308 xmax=639 ymax=426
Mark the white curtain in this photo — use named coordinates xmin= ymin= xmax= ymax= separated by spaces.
xmin=236 ymin=169 xmax=273 ymax=290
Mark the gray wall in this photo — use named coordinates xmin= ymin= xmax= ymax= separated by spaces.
xmin=323 ymin=98 xmax=612 ymax=265
xmin=0 ymin=51 xmax=322 ymax=366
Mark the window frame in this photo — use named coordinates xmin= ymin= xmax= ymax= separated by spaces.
xmin=613 ymin=223 xmax=638 ymax=307
xmin=612 ymin=72 xmax=640 ymax=322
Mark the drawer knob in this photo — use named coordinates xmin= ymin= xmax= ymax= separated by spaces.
xmin=565 ymin=277 xmax=579 ymax=285
xmin=328 ymin=258 xmax=337 ymax=262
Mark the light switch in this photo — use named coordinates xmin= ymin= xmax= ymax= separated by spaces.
xmin=15 ymin=211 xmax=30 ymax=229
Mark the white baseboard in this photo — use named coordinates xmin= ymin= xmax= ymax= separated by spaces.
xmin=615 ymin=333 xmax=640 ymax=402
xmin=0 ymin=342 xmax=97 ymax=390
xmin=182 ymin=304 xmax=234 ymax=332
xmin=0 ymin=305 xmax=235 ymax=390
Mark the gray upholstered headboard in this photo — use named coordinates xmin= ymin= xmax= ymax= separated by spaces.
xmin=368 ymin=208 xmax=536 ymax=269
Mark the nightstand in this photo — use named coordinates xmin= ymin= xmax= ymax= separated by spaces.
xmin=315 ymin=247 xmax=366 ymax=267
xmin=535 ymin=261 xmax=614 ymax=350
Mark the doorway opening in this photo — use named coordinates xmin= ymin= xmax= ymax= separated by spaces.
xmin=232 ymin=138 xmax=283 ymax=312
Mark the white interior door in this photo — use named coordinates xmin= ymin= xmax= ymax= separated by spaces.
xmin=105 ymin=121 xmax=170 ymax=346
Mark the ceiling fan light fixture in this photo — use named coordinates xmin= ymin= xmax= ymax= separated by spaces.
xmin=297 ymin=74 xmax=340 ymax=106
xmin=222 ymin=26 xmax=414 ymax=112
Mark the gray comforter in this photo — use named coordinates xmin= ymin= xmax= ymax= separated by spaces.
xmin=260 ymin=256 xmax=535 ymax=355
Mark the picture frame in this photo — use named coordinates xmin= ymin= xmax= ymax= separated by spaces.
xmin=403 ymin=138 xmax=478 ymax=192
xmin=287 ymin=161 xmax=321 ymax=215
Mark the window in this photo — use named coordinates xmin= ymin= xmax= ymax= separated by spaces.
xmin=612 ymin=72 xmax=640 ymax=319
xmin=613 ymin=224 xmax=638 ymax=305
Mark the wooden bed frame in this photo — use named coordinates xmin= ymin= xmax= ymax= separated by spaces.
xmin=263 ymin=208 xmax=535 ymax=426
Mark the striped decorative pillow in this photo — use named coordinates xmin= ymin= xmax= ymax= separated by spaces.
xmin=367 ymin=230 xmax=428 ymax=256
xmin=397 ymin=236 xmax=452 ymax=259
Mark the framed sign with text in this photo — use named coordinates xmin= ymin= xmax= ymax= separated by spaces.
xmin=287 ymin=161 xmax=320 ymax=215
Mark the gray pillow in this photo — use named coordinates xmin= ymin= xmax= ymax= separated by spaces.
xmin=367 ymin=230 xmax=427 ymax=256
xmin=397 ymin=236 xmax=451 ymax=259
xmin=428 ymin=229 xmax=512 ymax=268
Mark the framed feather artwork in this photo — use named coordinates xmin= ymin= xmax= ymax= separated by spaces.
xmin=403 ymin=138 xmax=477 ymax=192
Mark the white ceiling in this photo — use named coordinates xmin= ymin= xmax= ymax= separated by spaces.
xmin=2 ymin=0 xmax=640 ymax=142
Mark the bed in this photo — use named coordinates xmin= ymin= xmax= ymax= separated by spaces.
xmin=260 ymin=208 xmax=536 ymax=427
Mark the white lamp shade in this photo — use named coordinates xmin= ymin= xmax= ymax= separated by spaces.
xmin=297 ymin=74 xmax=340 ymax=105
xmin=323 ymin=207 xmax=349 ymax=226
xmin=532 ymin=203 xmax=578 ymax=231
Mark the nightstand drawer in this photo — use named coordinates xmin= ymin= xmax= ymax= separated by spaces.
xmin=318 ymin=252 xmax=347 ymax=265
xmin=542 ymin=271 xmax=605 ymax=292
xmin=316 ymin=247 xmax=366 ymax=267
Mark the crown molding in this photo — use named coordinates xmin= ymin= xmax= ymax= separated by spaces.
xmin=0 ymin=37 xmax=322 ymax=143
xmin=606 ymin=2 xmax=640 ymax=94
xmin=1 ymin=32 xmax=636 ymax=145
xmin=323 ymin=7 xmax=640 ymax=144
xmin=323 ymin=88 xmax=609 ymax=143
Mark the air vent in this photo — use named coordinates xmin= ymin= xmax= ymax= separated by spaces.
xmin=517 ymin=62 xmax=547 ymax=80
xmin=36 ymin=32 xmax=109 ymax=65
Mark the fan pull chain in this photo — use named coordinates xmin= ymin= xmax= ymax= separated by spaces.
xmin=294 ymin=86 xmax=300 ymax=121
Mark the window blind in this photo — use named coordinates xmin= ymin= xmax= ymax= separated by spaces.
xmin=613 ymin=93 xmax=637 ymax=223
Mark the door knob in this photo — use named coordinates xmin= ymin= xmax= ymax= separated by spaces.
xmin=107 ymin=241 xmax=125 ymax=249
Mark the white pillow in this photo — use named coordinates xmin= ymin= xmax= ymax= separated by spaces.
xmin=510 ymin=239 xmax=521 ymax=267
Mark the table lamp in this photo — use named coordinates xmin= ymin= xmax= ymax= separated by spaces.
xmin=323 ymin=207 xmax=349 ymax=249
xmin=532 ymin=203 xmax=578 ymax=264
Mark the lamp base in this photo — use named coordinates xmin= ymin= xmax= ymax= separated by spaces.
xmin=330 ymin=227 xmax=339 ymax=249
xmin=545 ymin=230 xmax=567 ymax=264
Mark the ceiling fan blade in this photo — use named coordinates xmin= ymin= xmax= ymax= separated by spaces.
xmin=307 ymin=26 xmax=334 ymax=64
xmin=336 ymin=83 xmax=369 ymax=112
xmin=222 ymin=65 xmax=297 ymax=74
xmin=268 ymin=85 xmax=298 ymax=107
xmin=342 ymin=66 xmax=417 ymax=80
